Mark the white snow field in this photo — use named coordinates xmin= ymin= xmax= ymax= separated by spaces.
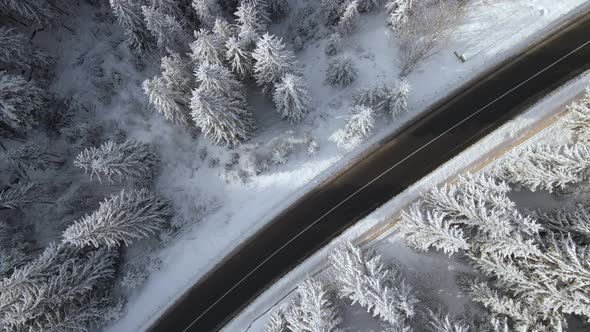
xmin=224 ymin=68 xmax=590 ymax=332
xmin=85 ymin=1 xmax=589 ymax=331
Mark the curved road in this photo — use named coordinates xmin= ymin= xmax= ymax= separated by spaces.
xmin=149 ymin=10 xmax=590 ymax=332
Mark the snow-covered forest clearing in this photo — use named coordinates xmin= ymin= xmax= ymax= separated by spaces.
xmin=0 ymin=0 xmax=587 ymax=331
xmin=227 ymin=78 xmax=590 ymax=331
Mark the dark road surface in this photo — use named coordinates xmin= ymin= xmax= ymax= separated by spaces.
xmin=149 ymin=10 xmax=590 ymax=332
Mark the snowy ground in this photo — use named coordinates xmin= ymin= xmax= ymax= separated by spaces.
xmin=37 ymin=1 xmax=586 ymax=331
xmin=223 ymin=70 xmax=590 ymax=331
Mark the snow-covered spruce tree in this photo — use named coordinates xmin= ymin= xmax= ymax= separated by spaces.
xmin=143 ymin=75 xmax=191 ymax=125
xmin=74 ymin=140 xmax=159 ymax=184
xmin=425 ymin=308 xmax=471 ymax=332
xmin=2 ymin=142 xmax=56 ymax=172
xmin=194 ymin=62 xmax=246 ymax=103
xmin=142 ymin=5 xmax=188 ymax=52
xmin=0 ymin=182 xmax=36 ymax=210
xmin=320 ymin=0 xmax=346 ymax=26
xmin=325 ymin=54 xmax=357 ymax=87
xmin=329 ymin=242 xmax=417 ymax=329
xmin=109 ymin=0 xmax=155 ymax=55
xmin=566 ymin=88 xmax=590 ymax=143
xmin=253 ymin=33 xmax=296 ymax=92
xmin=272 ymin=73 xmax=310 ymax=122
xmin=235 ymin=1 xmax=268 ymax=35
xmin=332 ymin=105 xmax=375 ymax=149
xmin=151 ymin=0 xmax=184 ymax=18
xmin=161 ymin=51 xmax=194 ymax=94
xmin=212 ymin=18 xmax=234 ymax=45
xmin=225 ymin=36 xmax=255 ymax=78
xmin=189 ymin=28 xmax=225 ymax=66
xmin=325 ymin=32 xmax=342 ymax=56
xmin=192 ymin=0 xmax=223 ymax=28
xmin=0 ymin=27 xmax=53 ymax=72
xmin=62 ymin=188 xmax=172 ymax=248
xmin=0 ymin=0 xmax=61 ymax=28
xmin=494 ymin=144 xmax=590 ymax=193
xmin=284 ymin=278 xmax=342 ymax=332
xmin=385 ymin=0 xmax=414 ymax=31
xmin=0 ymin=71 xmax=50 ymax=133
xmin=357 ymin=0 xmax=382 ymax=13
xmin=352 ymin=80 xmax=410 ymax=117
xmin=536 ymin=203 xmax=590 ymax=243
xmin=338 ymin=0 xmax=359 ymax=35
xmin=0 ymin=243 xmax=119 ymax=331
xmin=190 ymin=87 xmax=256 ymax=146
xmin=265 ymin=308 xmax=288 ymax=332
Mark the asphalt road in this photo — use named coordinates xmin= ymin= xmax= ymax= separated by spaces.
xmin=149 ymin=10 xmax=590 ymax=332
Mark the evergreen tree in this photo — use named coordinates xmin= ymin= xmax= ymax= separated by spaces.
xmin=253 ymin=33 xmax=296 ymax=92
xmin=272 ymin=73 xmax=310 ymax=122
xmin=284 ymin=278 xmax=342 ymax=332
xmin=565 ymin=88 xmax=590 ymax=143
xmin=190 ymin=87 xmax=256 ymax=146
xmin=0 ymin=27 xmax=53 ymax=72
xmin=337 ymin=0 xmax=359 ymax=35
xmin=0 ymin=71 xmax=49 ymax=133
xmin=109 ymin=0 xmax=155 ymax=55
xmin=357 ymin=0 xmax=382 ymax=13
xmin=212 ymin=18 xmax=234 ymax=45
xmin=192 ymin=0 xmax=222 ymax=28
xmin=0 ymin=182 xmax=36 ymax=210
xmin=320 ymin=0 xmax=346 ymax=26
xmin=325 ymin=54 xmax=357 ymax=87
xmin=267 ymin=0 xmax=288 ymax=20
xmin=189 ymin=28 xmax=225 ymax=66
xmin=495 ymin=144 xmax=590 ymax=193
xmin=352 ymin=80 xmax=410 ymax=117
xmin=329 ymin=242 xmax=417 ymax=329
xmin=265 ymin=308 xmax=288 ymax=332
xmin=385 ymin=0 xmax=414 ymax=30
xmin=74 ymin=140 xmax=160 ymax=184
xmin=325 ymin=32 xmax=342 ymax=56
xmin=143 ymin=75 xmax=191 ymax=125
xmin=150 ymin=0 xmax=184 ymax=18
xmin=160 ymin=52 xmax=194 ymax=94
xmin=225 ymin=36 xmax=254 ymax=78
xmin=194 ymin=62 xmax=246 ymax=103
xmin=332 ymin=105 xmax=374 ymax=149
xmin=536 ymin=204 xmax=590 ymax=243
xmin=2 ymin=142 xmax=56 ymax=172
xmin=425 ymin=308 xmax=470 ymax=332
xmin=235 ymin=1 xmax=267 ymax=35
xmin=142 ymin=5 xmax=188 ymax=52
xmin=0 ymin=0 xmax=61 ymax=28
xmin=62 ymin=189 xmax=172 ymax=248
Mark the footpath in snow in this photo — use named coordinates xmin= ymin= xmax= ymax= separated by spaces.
xmin=103 ymin=1 xmax=589 ymax=331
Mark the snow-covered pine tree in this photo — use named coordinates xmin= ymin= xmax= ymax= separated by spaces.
xmin=267 ymin=0 xmax=288 ymax=20
xmin=252 ymin=33 xmax=296 ymax=92
xmin=62 ymin=188 xmax=172 ymax=248
xmin=426 ymin=308 xmax=470 ymax=332
xmin=385 ymin=0 xmax=413 ymax=30
xmin=142 ymin=5 xmax=188 ymax=52
xmin=272 ymin=73 xmax=310 ymax=122
xmin=265 ymin=308 xmax=288 ymax=332
xmin=225 ymin=36 xmax=254 ymax=78
xmin=190 ymin=87 xmax=256 ymax=146
xmin=566 ymin=88 xmax=590 ymax=143
xmin=399 ymin=203 xmax=469 ymax=256
xmin=192 ymin=0 xmax=222 ymax=28
xmin=325 ymin=53 xmax=357 ymax=87
xmin=74 ymin=140 xmax=160 ymax=184
xmin=194 ymin=62 xmax=246 ymax=103
xmin=387 ymin=80 xmax=410 ymax=117
xmin=0 ymin=182 xmax=36 ymax=210
xmin=536 ymin=204 xmax=590 ymax=243
xmin=329 ymin=242 xmax=417 ymax=329
xmin=150 ymin=0 xmax=184 ymax=18
xmin=337 ymin=0 xmax=359 ymax=35
xmin=495 ymin=144 xmax=590 ymax=193
xmin=357 ymin=0 xmax=382 ymax=13
xmin=143 ymin=75 xmax=191 ymax=125
xmin=284 ymin=278 xmax=342 ymax=331
xmin=235 ymin=1 xmax=267 ymax=35
xmin=332 ymin=105 xmax=374 ymax=149
xmin=189 ymin=28 xmax=225 ymax=66
xmin=161 ymin=52 xmax=194 ymax=94
xmin=212 ymin=18 xmax=234 ymax=46
xmin=0 ymin=0 xmax=61 ymax=28
xmin=352 ymin=80 xmax=410 ymax=117
xmin=109 ymin=0 xmax=155 ymax=55
xmin=325 ymin=32 xmax=342 ymax=56
xmin=0 ymin=27 xmax=53 ymax=72
xmin=0 ymin=71 xmax=49 ymax=133
xmin=320 ymin=0 xmax=346 ymax=26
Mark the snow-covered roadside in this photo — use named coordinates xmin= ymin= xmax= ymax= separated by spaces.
xmin=223 ymin=70 xmax=590 ymax=332
xmin=105 ymin=1 xmax=590 ymax=331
